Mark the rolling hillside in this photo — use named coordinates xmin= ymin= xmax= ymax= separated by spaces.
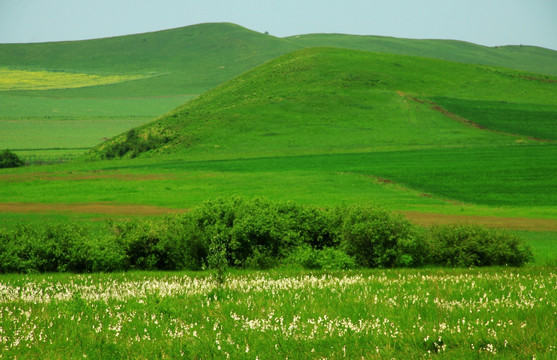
xmin=286 ymin=33 xmax=557 ymax=76
xmin=1 ymin=24 xmax=556 ymax=218
xmin=0 ymin=23 xmax=301 ymax=158
xmin=93 ymin=47 xmax=557 ymax=160
xmin=82 ymin=47 xmax=557 ymax=211
xmin=2 ymin=22 xmax=557 ymax=160
xmin=0 ymin=22 xmax=300 ymax=96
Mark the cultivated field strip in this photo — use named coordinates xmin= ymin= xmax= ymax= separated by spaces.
xmin=0 ymin=269 xmax=555 ymax=359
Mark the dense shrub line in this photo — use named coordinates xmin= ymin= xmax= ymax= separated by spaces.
xmin=0 ymin=149 xmax=25 ymax=168
xmin=0 ymin=197 xmax=533 ymax=273
xmin=101 ymin=129 xmax=171 ymax=159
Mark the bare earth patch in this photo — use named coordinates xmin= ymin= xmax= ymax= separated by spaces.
xmin=0 ymin=171 xmax=176 ymax=182
xmin=0 ymin=202 xmax=182 ymax=216
xmin=402 ymin=211 xmax=557 ymax=231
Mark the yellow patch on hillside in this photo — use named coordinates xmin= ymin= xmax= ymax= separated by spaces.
xmin=0 ymin=68 xmax=143 ymax=91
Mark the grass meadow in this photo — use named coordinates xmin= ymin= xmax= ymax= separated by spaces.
xmin=0 ymin=268 xmax=555 ymax=359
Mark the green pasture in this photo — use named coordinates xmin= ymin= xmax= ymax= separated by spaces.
xmin=1 ymin=145 xmax=555 ymax=215
xmin=0 ymin=93 xmax=194 ymax=119
xmin=0 ymin=94 xmax=194 ymax=161
xmin=432 ymin=97 xmax=557 ymax=141
xmin=0 ymin=119 xmax=149 ymax=150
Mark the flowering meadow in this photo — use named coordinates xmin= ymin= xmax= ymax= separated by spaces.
xmin=0 ymin=267 xmax=554 ymax=359
xmin=0 ymin=68 xmax=143 ymax=91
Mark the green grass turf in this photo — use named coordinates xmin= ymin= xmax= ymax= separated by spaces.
xmin=1 ymin=145 xmax=555 ymax=214
xmin=513 ymin=230 xmax=557 ymax=266
xmin=431 ymin=97 xmax=557 ymax=141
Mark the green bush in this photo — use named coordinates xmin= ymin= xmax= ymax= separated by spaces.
xmin=287 ymin=245 xmax=355 ymax=270
xmin=428 ymin=223 xmax=533 ymax=267
xmin=0 ymin=223 xmax=94 ymax=273
xmin=106 ymin=214 xmax=210 ymax=271
xmin=157 ymin=215 xmax=208 ymax=270
xmin=0 ymin=198 xmax=536 ymax=274
xmin=101 ymin=129 xmax=171 ymax=159
xmin=188 ymin=196 xmax=330 ymax=268
xmin=336 ymin=205 xmax=428 ymax=268
xmin=0 ymin=149 xmax=24 ymax=168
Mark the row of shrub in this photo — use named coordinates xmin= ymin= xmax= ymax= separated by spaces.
xmin=100 ymin=129 xmax=171 ymax=159
xmin=0 ymin=149 xmax=25 ymax=168
xmin=0 ymin=197 xmax=533 ymax=273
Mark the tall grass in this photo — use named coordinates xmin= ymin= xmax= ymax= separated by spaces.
xmin=0 ymin=268 xmax=554 ymax=359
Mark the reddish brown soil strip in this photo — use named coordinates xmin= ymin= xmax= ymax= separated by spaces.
xmin=0 ymin=171 xmax=176 ymax=183
xmin=0 ymin=202 xmax=184 ymax=216
xmin=402 ymin=211 xmax=557 ymax=231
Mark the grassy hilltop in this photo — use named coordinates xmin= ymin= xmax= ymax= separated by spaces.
xmin=286 ymin=33 xmax=557 ymax=76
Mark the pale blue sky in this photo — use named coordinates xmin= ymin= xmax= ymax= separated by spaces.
xmin=0 ymin=0 xmax=556 ymax=50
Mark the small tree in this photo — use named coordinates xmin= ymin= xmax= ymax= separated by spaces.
xmin=0 ymin=149 xmax=24 ymax=169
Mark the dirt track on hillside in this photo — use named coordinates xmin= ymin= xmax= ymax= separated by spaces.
xmin=1 ymin=202 xmax=555 ymax=231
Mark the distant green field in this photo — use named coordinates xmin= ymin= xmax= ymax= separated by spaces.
xmin=1 ymin=145 xmax=555 ymax=217
xmin=0 ymin=93 xmax=194 ymax=120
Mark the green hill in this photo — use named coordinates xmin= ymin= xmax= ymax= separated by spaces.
xmin=0 ymin=22 xmax=300 ymax=97
xmin=2 ymin=23 xmax=557 ymax=160
xmin=85 ymin=47 xmax=556 ymax=210
xmin=0 ymin=23 xmax=301 ymax=158
xmin=93 ymin=47 xmax=557 ymax=160
xmin=286 ymin=33 xmax=557 ymax=76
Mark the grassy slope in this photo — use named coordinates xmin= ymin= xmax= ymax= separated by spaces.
xmin=0 ymin=23 xmax=301 ymax=158
xmin=2 ymin=23 xmax=557 ymax=157
xmin=96 ymin=47 xmax=556 ymax=159
xmin=286 ymin=33 xmax=557 ymax=76
xmin=0 ymin=23 xmax=301 ymax=96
